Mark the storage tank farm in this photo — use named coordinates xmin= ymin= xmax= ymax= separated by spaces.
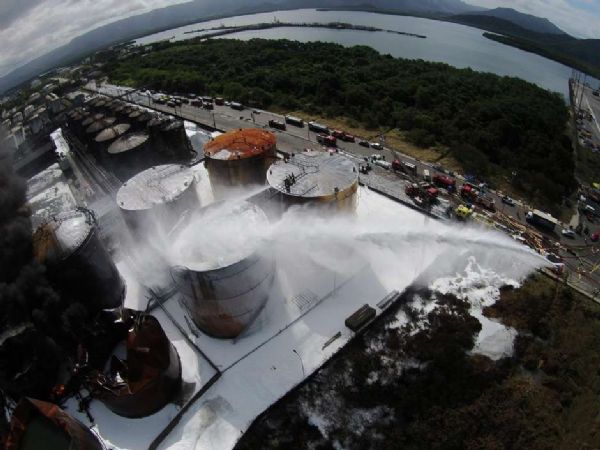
xmin=266 ymin=150 xmax=359 ymax=212
xmin=170 ymin=201 xmax=275 ymax=339
xmin=203 ymin=128 xmax=277 ymax=198
xmin=32 ymin=209 xmax=125 ymax=315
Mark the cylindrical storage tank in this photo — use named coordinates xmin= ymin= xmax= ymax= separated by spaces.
xmin=203 ymin=128 xmax=276 ymax=197
xmin=95 ymin=123 xmax=131 ymax=145
xmin=72 ymin=112 xmax=90 ymax=139
xmin=94 ymin=123 xmax=131 ymax=164
xmin=90 ymin=315 xmax=181 ymax=418
xmin=81 ymin=115 xmax=95 ymax=128
xmin=148 ymin=116 xmax=167 ymax=138
xmin=266 ymin=150 xmax=359 ymax=213
xmin=117 ymin=164 xmax=199 ymax=240
xmin=107 ymin=131 xmax=153 ymax=181
xmin=32 ymin=209 xmax=125 ymax=314
xmin=137 ymin=112 xmax=152 ymax=129
xmin=170 ymin=201 xmax=275 ymax=339
xmin=152 ymin=119 xmax=193 ymax=162
xmin=85 ymin=117 xmax=116 ymax=136
xmin=114 ymin=103 xmax=129 ymax=120
xmin=128 ymin=109 xmax=144 ymax=131
xmin=85 ymin=97 xmax=100 ymax=108
xmin=95 ymin=99 xmax=108 ymax=113
xmin=6 ymin=398 xmax=104 ymax=450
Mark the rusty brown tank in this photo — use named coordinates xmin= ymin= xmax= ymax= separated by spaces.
xmin=88 ymin=315 xmax=181 ymax=418
xmin=203 ymin=128 xmax=276 ymax=197
xmin=4 ymin=398 xmax=104 ymax=450
xmin=170 ymin=201 xmax=275 ymax=339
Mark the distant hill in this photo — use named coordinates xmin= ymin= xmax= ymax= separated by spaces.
xmin=450 ymin=14 xmax=572 ymax=41
xmin=464 ymin=7 xmax=566 ymax=35
xmin=0 ymin=0 xmax=482 ymax=94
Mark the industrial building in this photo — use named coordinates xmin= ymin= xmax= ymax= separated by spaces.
xmin=170 ymin=201 xmax=275 ymax=339
xmin=204 ymin=128 xmax=277 ymax=196
xmin=266 ymin=150 xmax=359 ymax=212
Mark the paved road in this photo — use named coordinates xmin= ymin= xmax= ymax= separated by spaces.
xmin=91 ymin=83 xmax=600 ymax=294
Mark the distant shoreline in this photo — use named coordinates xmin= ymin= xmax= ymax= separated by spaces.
xmin=315 ymin=7 xmax=600 ymax=79
xmin=182 ymin=21 xmax=427 ymax=40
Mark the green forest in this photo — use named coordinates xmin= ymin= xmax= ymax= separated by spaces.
xmin=107 ymin=39 xmax=575 ymax=207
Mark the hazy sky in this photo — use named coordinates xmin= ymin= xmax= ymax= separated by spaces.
xmin=0 ymin=0 xmax=599 ymax=78
xmin=0 ymin=0 xmax=189 ymax=77
xmin=467 ymin=0 xmax=600 ymax=38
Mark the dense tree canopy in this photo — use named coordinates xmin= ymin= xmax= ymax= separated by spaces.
xmin=108 ymin=39 xmax=575 ymax=205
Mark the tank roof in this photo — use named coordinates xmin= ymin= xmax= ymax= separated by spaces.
xmin=171 ymin=201 xmax=268 ymax=272
xmin=95 ymin=123 xmax=131 ymax=143
xmin=137 ymin=112 xmax=152 ymax=122
xmin=148 ymin=117 xmax=167 ymax=128
xmin=86 ymin=117 xmax=116 ymax=134
xmin=117 ymin=164 xmax=195 ymax=212
xmin=33 ymin=209 xmax=94 ymax=261
xmin=204 ymin=128 xmax=276 ymax=161
xmin=161 ymin=120 xmax=183 ymax=131
xmin=107 ymin=132 xmax=150 ymax=155
xmin=81 ymin=115 xmax=95 ymax=126
xmin=267 ymin=150 xmax=358 ymax=198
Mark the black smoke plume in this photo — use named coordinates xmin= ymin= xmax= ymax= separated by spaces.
xmin=0 ymin=139 xmax=60 ymax=328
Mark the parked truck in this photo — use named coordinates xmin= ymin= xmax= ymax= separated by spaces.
xmin=309 ymin=121 xmax=329 ymax=134
xmin=285 ymin=115 xmax=304 ymax=127
xmin=268 ymin=119 xmax=287 ymax=131
xmin=433 ymin=174 xmax=456 ymax=191
xmin=317 ymin=134 xmax=337 ymax=147
xmin=526 ymin=209 xmax=558 ymax=232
